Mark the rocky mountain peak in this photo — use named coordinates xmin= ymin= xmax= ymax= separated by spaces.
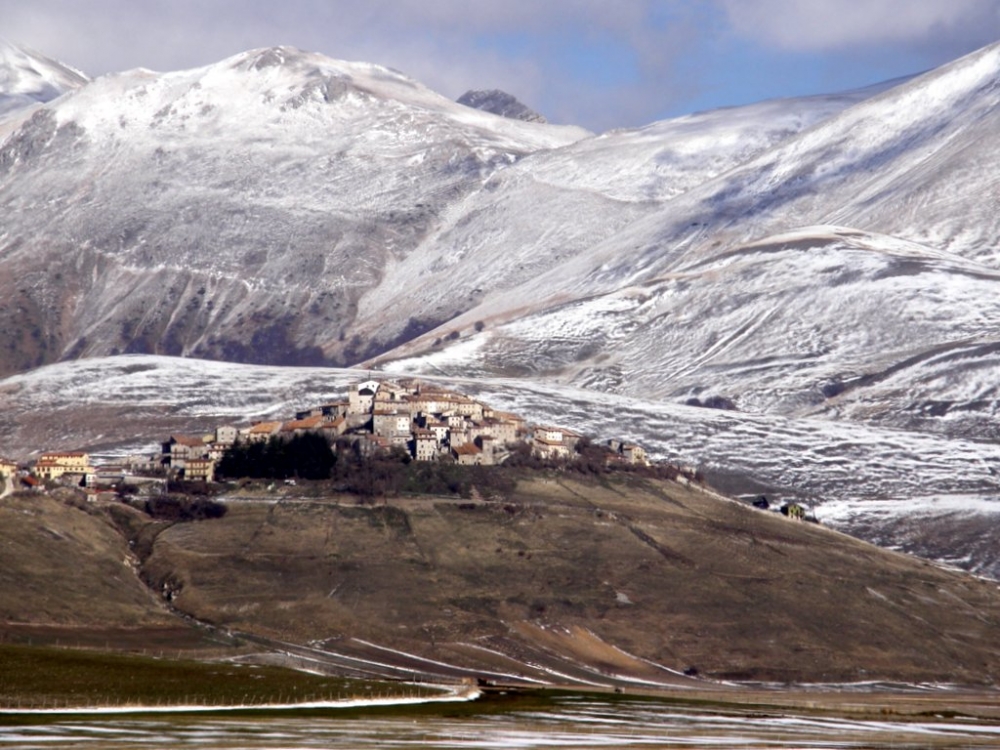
xmin=457 ymin=88 xmax=547 ymax=123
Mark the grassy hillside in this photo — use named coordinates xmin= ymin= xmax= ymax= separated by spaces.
xmin=2 ymin=477 xmax=999 ymax=687
xmin=0 ymin=491 xmax=173 ymax=631
xmin=142 ymin=476 xmax=1000 ymax=685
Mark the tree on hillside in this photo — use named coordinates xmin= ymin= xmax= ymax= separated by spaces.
xmin=217 ymin=433 xmax=335 ymax=481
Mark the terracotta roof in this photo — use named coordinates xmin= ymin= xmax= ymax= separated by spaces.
xmin=453 ymin=443 xmax=481 ymax=456
xmin=247 ymin=421 xmax=282 ymax=434
xmin=170 ymin=435 xmax=206 ymax=447
xmin=283 ymin=415 xmax=325 ymax=431
xmin=39 ymin=451 xmax=89 ymax=458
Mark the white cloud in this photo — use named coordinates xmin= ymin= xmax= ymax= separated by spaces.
xmin=0 ymin=0 xmax=703 ymax=130
xmin=7 ymin=0 xmax=994 ymax=130
xmin=720 ymin=0 xmax=1000 ymax=51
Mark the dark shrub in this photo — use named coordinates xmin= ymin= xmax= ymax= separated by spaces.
xmin=218 ymin=433 xmax=335 ymax=481
xmin=144 ymin=496 xmax=227 ymax=521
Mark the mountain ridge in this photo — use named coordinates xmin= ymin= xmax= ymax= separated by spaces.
xmin=0 ymin=43 xmax=906 ymax=380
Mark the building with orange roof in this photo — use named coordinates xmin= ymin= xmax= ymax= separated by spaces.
xmin=34 ymin=451 xmax=94 ymax=482
xmin=282 ymin=415 xmax=326 ymax=434
xmin=452 ymin=442 xmax=484 ymax=466
xmin=241 ymin=421 xmax=283 ymax=442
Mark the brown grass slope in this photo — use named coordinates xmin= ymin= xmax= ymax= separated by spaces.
xmin=0 ymin=491 xmax=173 ymax=631
xmin=136 ymin=476 xmax=1000 ymax=686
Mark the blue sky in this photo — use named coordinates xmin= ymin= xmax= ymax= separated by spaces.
xmin=3 ymin=0 xmax=1000 ymax=131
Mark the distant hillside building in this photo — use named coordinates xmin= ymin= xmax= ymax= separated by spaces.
xmin=162 ymin=435 xmax=210 ymax=470
xmin=282 ymin=415 xmax=326 ymax=436
xmin=373 ymin=410 xmax=411 ymax=441
xmin=533 ymin=426 xmax=571 ymax=459
xmin=241 ymin=421 xmax=283 ymax=443
xmin=185 ymin=458 xmax=217 ymax=482
xmin=215 ymin=425 xmax=239 ymax=445
xmin=452 ymin=442 xmax=485 ymax=465
xmin=348 ymin=380 xmax=381 ymax=415
xmin=34 ymin=452 xmax=93 ymax=482
xmin=608 ymin=439 xmax=650 ymax=466
xmin=88 ymin=464 xmax=126 ymax=488
xmin=0 ymin=457 xmax=17 ymax=480
xmin=413 ymin=430 xmax=438 ymax=461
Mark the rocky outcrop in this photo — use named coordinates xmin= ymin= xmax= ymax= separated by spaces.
xmin=457 ymin=89 xmax=547 ymax=122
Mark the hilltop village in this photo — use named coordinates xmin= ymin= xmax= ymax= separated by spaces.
xmin=0 ymin=379 xmax=825 ymax=522
xmin=1 ymin=379 xmax=651 ymax=491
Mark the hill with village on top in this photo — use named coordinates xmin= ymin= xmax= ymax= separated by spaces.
xmin=4 ymin=378 xmax=664 ymax=489
xmin=4 ymin=379 xmax=1000 ymax=692
xmin=5 ymin=38 xmax=1000 ymax=703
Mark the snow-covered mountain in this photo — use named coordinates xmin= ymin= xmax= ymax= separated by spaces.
xmin=4 ymin=40 xmax=1000 ymax=577
xmin=0 ymin=40 xmax=87 ymax=117
xmin=0 ymin=45 xmax=588 ymax=375
xmin=0 ymin=44 xmax=884 ymax=378
xmin=385 ymin=226 xmax=1000 ymax=438
xmin=374 ymin=42 xmax=1000 ymax=432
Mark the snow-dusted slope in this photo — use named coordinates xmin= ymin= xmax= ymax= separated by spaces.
xmin=0 ymin=40 xmax=87 ymax=117
xmin=390 ymin=38 xmax=1000 ymax=332
xmin=523 ymin=79 xmax=907 ymax=205
xmin=584 ymin=40 xmax=1000 ymax=285
xmin=349 ymin=85 xmax=895 ymax=341
xmin=373 ymin=41 xmax=1000 ymax=439
xmin=0 ymin=46 xmax=588 ymax=375
xmin=384 ymin=226 xmax=1000 ymax=436
xmin=0 ymin=43 xmax=883 ymax=378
